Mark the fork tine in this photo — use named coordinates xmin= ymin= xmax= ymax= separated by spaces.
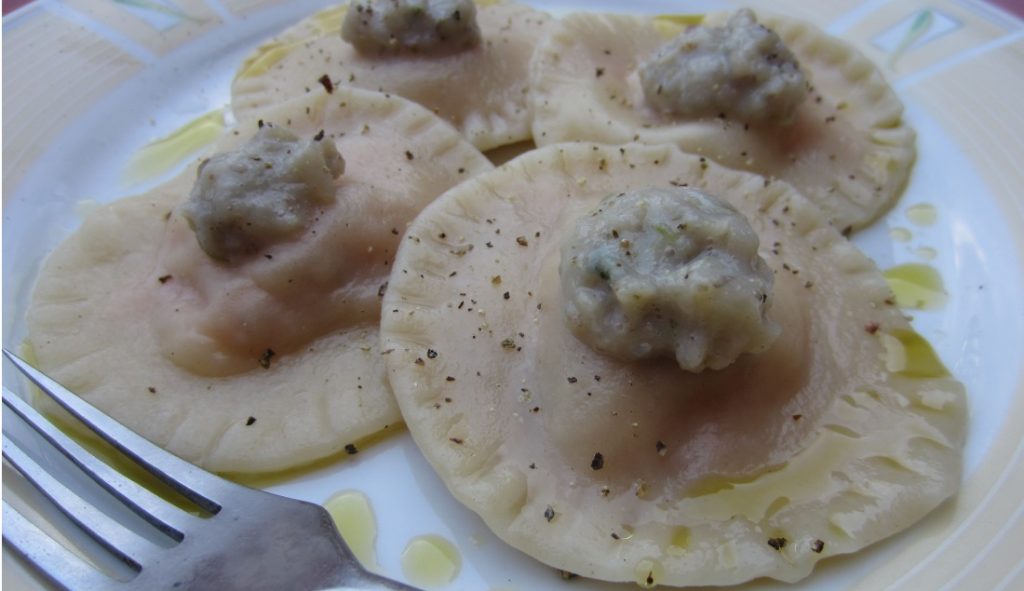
xmin=4 ymin=350 xmax=229 ymax=511
xmin=2 ymin=499 xmax=119 ymax=590
xmin=2 ymin=432 xmax=163 ymax=571
xmin=3 ymin=386 xmax=203 ymax=540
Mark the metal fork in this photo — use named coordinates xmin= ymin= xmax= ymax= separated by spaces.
xmin=2 ymin=350 xmax=418 ymax=591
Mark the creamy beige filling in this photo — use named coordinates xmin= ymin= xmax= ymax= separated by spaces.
xmin=560 ymin=187 xmax=779 ymax=372
xmin=181 ymin=126 xmax=344 ymax=263
xmin=639 ymin=9 xmax=806 ymax=124
xmin=342 ymin=0 xmax=481 ymax=55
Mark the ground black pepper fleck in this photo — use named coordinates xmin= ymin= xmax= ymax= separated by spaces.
xmin=258 ymin=348 xmax=275 ymax=369
xmin=317 ymin=74 xmax=334 ymax=94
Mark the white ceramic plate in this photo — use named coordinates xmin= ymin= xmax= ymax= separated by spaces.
xmin=4 ymin=1 xmax=1024 ymax=589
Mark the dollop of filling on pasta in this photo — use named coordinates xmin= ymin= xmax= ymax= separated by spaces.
xmin=639 ymin=9 xmax=806 ymax=124
xmin=182 ymin=126 xmax=344 ymax=263
xmin=341 ymin=0 xmax=481 ymax=55
xmin=560 ymin=186 xmax=779 ymax=372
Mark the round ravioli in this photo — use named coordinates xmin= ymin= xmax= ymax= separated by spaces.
xmin=530 ymin=11 xmax=916 ymax=233
xmin=380 ymin=143 xmax=965 ymax=585
xmin=231 ymin=1 xmax=553 ymax=151
xmin=26 ymin=88 xmax=492 ymax=474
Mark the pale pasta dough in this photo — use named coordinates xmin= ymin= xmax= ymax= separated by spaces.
xmin=26 ymin=88 xmax=492 ymax=474
xmin=380 ymin=143 xmax=965 ymax=585
xmin=530 ymin=11 xmax=916 ymax=233
xmin=231 ymin=1 xmax=553 ymax=151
